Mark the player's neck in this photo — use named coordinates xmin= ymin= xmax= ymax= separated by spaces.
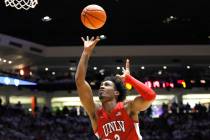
xmin=102 ymin=100 xmax=117 ymax=114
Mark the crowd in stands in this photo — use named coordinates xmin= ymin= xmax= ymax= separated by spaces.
xmin=0 ymin=98 xmax=210 ymax=140
xmin=140 ymin=102 xmax=210 ymax=140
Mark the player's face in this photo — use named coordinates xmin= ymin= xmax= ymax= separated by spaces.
xmin=98 ymin=80 xmax=116 ymax=102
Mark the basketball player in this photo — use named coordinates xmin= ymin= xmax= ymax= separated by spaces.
xmin=75 ymin=36 xmax=156 ymax=140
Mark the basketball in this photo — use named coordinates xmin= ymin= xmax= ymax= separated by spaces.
xmin=81 ymin=4 xmax=107 ymax=30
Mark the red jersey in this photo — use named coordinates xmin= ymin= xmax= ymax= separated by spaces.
xmin=95 ymin=102 xmax=142 ymax=140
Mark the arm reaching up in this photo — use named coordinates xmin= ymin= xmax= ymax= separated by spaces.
xmin=75 ymin=36 xmax=100 ymax=84
xmin=75 ymin=36 xmax=100 ymax=131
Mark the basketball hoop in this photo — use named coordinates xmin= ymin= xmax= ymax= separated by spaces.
xmin=4 ymin=0 xmax=38 ymax=10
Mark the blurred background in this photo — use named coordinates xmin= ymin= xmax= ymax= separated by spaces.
xmin=0 ymin=0 xmax=210 ymax=140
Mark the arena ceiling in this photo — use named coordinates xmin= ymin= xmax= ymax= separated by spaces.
xmin=0 ymin=0 xmax=210 ymax=87
xmin=0 ymin=0 xmax=210 ymax=46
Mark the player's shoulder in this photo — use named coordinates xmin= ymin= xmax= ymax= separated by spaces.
xmin=95 ymin=103 xmax=102 ymax=111
xmin=122 ymin=100 xmax=133 ymax=113
xmin=123 ymin=100 xmax=132 ymax=106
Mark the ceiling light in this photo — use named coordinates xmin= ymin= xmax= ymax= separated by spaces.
xmin=99 ymin=35 xmax=107 ymax=40
xmin=163 ymin=16 xmax=177 ymax=24
xmin=99 ymin=69 xmax=105 ymax=75
xmin=8 ymin=61 xmax=12 ymax=64
xmin=141 ymin=66 xmax=145 ymax=70
xmin=170 ymin=16 xmax=174 ymax=19
xmin=186 ymin=66 xmax=191 ymax=69
xmin=45 ymin=67 xmax=49 ymax=71
xmin=69 ymin=66 xmax=76 ymax=71
xmin=52 ymin=72 xmax=56 ymax=75
xmin=163 ymin=66 xmax=167 ymax=69
xmin=20 ymin=69 xmax=24 ymax=76
xmin=158 ymin=70 xmax=162 ymax=75
xmin=42 ymin=16 xmax=52 ymax=22
xmin=99 ymin=69 xmax=105 ymax=73
xmin=200 ymin=80 xmax=206 ymax=84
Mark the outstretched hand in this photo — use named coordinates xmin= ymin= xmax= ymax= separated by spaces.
xmin=81 ymin=36 xmax=100 ymax=54
xmin=116 ymin=59 xmax=130 ymax=82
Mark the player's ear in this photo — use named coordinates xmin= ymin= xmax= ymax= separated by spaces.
xmin=114 ymin=90 xmax=120 ymax=96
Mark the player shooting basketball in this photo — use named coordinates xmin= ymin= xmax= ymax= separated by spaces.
xmin=75 ymin=36 xmax=156 ymax=140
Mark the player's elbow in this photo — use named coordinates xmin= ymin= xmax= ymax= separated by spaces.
xmin=144 ymin=91 xmax=156 ymax=101
xmin=140 ymin=99 xmax=155 ymax=111
xmin=150 ymin=91 xmax=156 ymax=100
xmin=75 ymin=74 xmax=83 ymax=86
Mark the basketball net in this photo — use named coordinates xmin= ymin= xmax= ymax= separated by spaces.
xmin=4 ymin=0 xmax=38 ymax=10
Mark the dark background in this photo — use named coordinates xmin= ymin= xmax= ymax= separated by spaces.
xmin=0 ymin=0 xmax=210 ymax=46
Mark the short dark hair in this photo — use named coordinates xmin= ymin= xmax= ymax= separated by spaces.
xmin=103 ymin=76 xmax=127 ymax=102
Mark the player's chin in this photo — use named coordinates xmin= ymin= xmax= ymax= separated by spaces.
xmin=99 ymin=96 xmax=111 ymax=102
xmin=99 ymin=95 xmax=106 ymax=101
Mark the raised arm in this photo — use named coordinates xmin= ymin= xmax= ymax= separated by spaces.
xmin=75 ymin=36 xmax=100 ymax=129
xmin=117 ymin=59 xmax=156 ymax=113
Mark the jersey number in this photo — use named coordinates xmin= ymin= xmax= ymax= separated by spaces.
xmin=114 ymin=134 xmax=120 ymax=140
